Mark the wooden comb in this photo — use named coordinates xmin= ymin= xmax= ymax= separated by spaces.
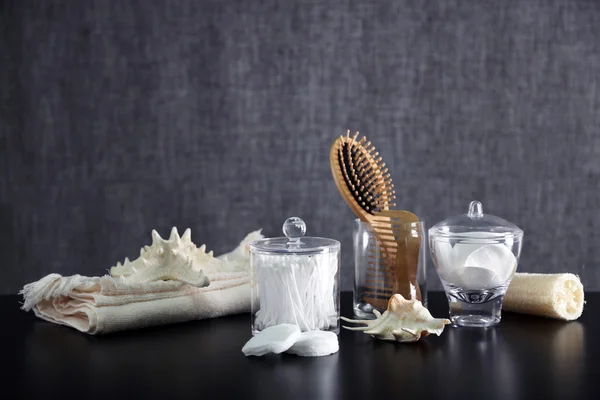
xmin=370 ymin=210 xmax=423 ymax=303
xmin=330 ymin=131 xmax=421 ymax=309
xmin=359 ymin=210 xmax=422 ymax=309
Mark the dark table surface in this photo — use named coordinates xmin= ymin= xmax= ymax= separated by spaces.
xmin=3 ymin=292 xmax=597 ymax=399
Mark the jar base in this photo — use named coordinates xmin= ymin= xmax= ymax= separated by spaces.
xmin=451 ymin=314 xmax=501 ymax=327
xmin=445 ymin=287 xmax=506 ymax=328
xmin=251 ymin=326 xmax=340 ymax=336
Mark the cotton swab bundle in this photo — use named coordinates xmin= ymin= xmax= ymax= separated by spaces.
xmin=253 ymin=252 xmax=339 ymax=332
xmin=503 ymin=273 xmax=584 ymax=321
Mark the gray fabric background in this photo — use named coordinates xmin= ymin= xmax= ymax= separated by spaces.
xmin=2 ymin=0 xmax=599 ymax=294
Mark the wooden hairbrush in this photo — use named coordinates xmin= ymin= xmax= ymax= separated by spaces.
xmin=330 ymin=130 xmax=422 ymax=309
xmin=329 ymin=130 xmax=395 ymax=219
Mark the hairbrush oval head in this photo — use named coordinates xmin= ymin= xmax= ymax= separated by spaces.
xmin=330 ymin=130 xmax=396 ymax=222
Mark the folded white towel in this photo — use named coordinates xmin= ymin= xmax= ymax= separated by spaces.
xmin=21 ymin=229 xmax=263 ymax=334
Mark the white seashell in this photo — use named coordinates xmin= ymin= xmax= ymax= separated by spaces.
xmin=110 ymin=228 xmax=264 ymax=286
xmin=286 ymin=330 xmax=339 ymax=357
xmin=242 ymin=324 xmax=301 ymax=356
xmin=341 ymin=294 xmax=450 ymax=343
xmin=151 ymin=230 xmax=161 ymax=245
xmin=168 ymin=227 xmax=180 ymax=241
xmin=109 ymin=228 xmax=216 ymax=286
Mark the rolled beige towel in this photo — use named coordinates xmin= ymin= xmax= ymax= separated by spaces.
xmin=503 ymin=273 xmax=585 ymax=321
xmin=20 ymin=228 xmax=264 ymax=334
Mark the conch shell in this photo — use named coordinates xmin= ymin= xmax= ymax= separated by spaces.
xmin=341 ymin=294 xmax=450 ymax=342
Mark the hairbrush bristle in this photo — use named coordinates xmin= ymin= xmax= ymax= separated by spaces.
xmin=330 ymin=132 xmax=395 ymax=217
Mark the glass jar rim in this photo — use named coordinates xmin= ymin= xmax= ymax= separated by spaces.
xmin=249 ymin=237 xmax=340 ymax=255
xmin=428 ymin=230 xmax=523 ymax=242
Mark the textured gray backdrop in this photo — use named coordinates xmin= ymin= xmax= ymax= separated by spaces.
xmin=2 ymin=0 xmax=600 ymax=294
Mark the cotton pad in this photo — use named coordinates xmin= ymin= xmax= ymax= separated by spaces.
xmin=450 ymin=266 xmax=504 ymax=290
xmin=242 ymin=324 xmax=301 ymax=356
xmin=286 ymin=330 xmax=339 ymax=357
xmin=465 ymin=244 xmax=517 ymax=282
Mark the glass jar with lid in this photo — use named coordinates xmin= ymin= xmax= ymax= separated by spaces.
xmin=429 ymin=201 xmax=523 ymax=327
xmin=249 ymin=217 xmax=340 ymax=335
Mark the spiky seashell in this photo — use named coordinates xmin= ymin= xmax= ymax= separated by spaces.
xmin=109 ymin=227 xmax=264 ymax=287
xmin=341 ymin=294 xmax=450 ymax=343
xmin=109 ymin=227 xmax=217 ymax=287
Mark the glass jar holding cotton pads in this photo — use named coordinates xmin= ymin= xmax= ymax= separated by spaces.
xmin=429 ymin=201 xmax=523 ymax=327
xmin=249 ymin=217 xmax=340 ymax=335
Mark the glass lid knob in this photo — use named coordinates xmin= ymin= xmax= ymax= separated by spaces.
xmin=283 ymin=217 xmax=306 ymax=243
xmin=468 ymin=200 xmax=484 ymax=219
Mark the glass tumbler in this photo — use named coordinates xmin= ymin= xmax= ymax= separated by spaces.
xmin=353 ymin=219 xmax=427 ymax=319
xmin=429 ymin=201 xmax=523 ymax=327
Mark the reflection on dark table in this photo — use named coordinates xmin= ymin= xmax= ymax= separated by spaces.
xmin=3 ymin=292 xmax=595 ymax=399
